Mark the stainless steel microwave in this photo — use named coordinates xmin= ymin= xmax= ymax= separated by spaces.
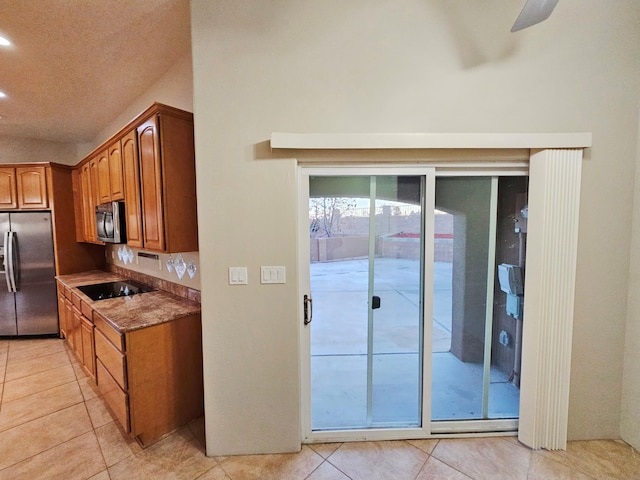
xmin=96 ymin=201 xmax=126 ymax=243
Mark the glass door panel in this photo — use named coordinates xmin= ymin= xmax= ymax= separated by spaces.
xmin=432 ymin=176 xmax=525 ymax=422
xmin=309 ymin=175 xmax=424 ymax=430
xmin=432 ymin=177 xmax=493 ymax=420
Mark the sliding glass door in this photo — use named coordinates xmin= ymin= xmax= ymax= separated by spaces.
xmin=300 ymin=167 xmax=527 ymax=441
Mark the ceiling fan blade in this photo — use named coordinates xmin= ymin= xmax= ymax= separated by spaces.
xmin=511 ymin=0 xmax=560 ymax=32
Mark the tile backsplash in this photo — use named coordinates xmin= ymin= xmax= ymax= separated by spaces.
xmin=106 ymin=245 xmax=200 ymax=303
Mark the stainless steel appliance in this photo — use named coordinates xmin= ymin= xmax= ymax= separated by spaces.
xmin=96 ymin=201 xmax=126 ymax=243
xmin=0 ymin=212 xmax=58 ymax=336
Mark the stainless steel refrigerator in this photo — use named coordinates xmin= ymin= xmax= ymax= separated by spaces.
xmin=0 ymin=212 xmax=59 ymax=336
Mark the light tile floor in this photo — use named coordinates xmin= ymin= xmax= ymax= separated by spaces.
xmin=1 ymin=338 xmax=639 ymax=479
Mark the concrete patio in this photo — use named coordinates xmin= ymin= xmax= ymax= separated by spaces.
xmin=310 ymin=257 xmax=520 ymax=431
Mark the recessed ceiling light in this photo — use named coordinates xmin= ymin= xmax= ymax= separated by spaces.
xmin=0 ymin=91 xmax=6 ymax=98
xmin=0 ymin=36 xmax=10 ymax=46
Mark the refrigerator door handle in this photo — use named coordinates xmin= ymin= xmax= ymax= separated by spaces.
xmin=7 ymin=231 xmax=17 ymax=293
xmin=3 ymin=232 xmax=10 ymax=292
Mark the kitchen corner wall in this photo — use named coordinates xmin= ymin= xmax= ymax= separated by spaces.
xmin=191 ymin=0 xmax=640 ymax=455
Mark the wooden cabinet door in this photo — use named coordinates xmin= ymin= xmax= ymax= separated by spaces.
xmin=80 ymin=317 xmax=96 ymax=379
xmin=137 ymin=116 xmax=165 ymax=251
xmin=0 ymin=167 xmax=17 ymax=209
xmin=154 ymin=113 xmax=198 ymax=252
xmin=96 ymin=150 xmax=111 ymax=204
xmin=108 ymin=140 xmax=125 ymax=201
xmin=72 ymin=306 xmax=84 ymax=363
xmin=65 ymin=299 xmax=77 ymax=351
xmin=16 ymin=166 xmax=48 ymax=209
xmin=80 ymin=164 xmax=95 ymax=242
xmin=71 ymin=169 xmax=85 ymax=243
xmin=57 ymin=289 xmax=67 ymax=339
xmin=89 ymin=158 xmax=102 ymax=242
xmin=122 ymin=130 xmax=143 ymax=248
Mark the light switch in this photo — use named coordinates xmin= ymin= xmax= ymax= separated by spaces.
xmin=229 ymin=267 xmax=248 ymax=285
xmin=261 ymin=266 xmax=286 ymax=284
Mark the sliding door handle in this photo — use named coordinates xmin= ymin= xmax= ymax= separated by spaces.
xmin=303 ymin=294 xmax=313 ymax=325
xmin=371 ymin=295 xmax=381 ymax=309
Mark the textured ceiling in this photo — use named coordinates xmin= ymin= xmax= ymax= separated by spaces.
xmin=0 ymin=0 xmax=191 ymax=144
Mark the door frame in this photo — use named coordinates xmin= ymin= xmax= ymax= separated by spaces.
xmin=298 ymin=165 xmax=436 ymax=443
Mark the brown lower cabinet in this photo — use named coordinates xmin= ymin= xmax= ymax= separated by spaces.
xmin=93 ymin=310 xmax=203 ymax=446
xmin=57 ymin=282 xmax=94 ymax=379
xmin=57 ymin=281 xmax=203 ymax=446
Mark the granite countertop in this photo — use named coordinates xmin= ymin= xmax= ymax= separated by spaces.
xmin=56 ymin=270 xmax=201 ymax=333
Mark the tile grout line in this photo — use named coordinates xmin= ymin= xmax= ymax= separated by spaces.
xmin=1 ymin=372 xmax=79 ymax=405
xmin=0 ymin=340 xmax=100 ymax=476
xmin=0 ymin=405 xmax=97 ymax=475
xmin=0 ymin=380 xmax=84 ymax=433
xmin=73 ymin=350 xmax=112 ymax=473
xmin=405 ymin=440 xmax=452 ymax=480
xmin=528 ymin=449 xmax=606 ymax=480
xmin=425 ymin=440 xmax=485 ymax=480
xmin=0 ymin=341 xmax=9 ymax=412
xmin=63 ymin=343 xmax=113 ymax=478
xmin=3 ymin=348 xmax=71 ymax=383
xmin=300 ymin=449 xmax=346 ymax=480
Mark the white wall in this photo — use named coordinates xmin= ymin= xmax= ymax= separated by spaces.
xmin=622 ymin=104 xmax=640 ymax=450
xmin=190 ymin=0 xmax=640 ymax=454
xmin=0 ymin=135 xmax=77 ymax=165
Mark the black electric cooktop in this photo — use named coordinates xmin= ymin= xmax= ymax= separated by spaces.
xmin=76 ymin=280 xmax=157 ymax=301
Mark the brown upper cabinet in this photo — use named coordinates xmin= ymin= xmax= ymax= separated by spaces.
xmin=74 ymin=104 xmax=198 ymax=253
xmin=0 ymin=167 xmax=17 ymax=209
xmin=95 ymin=141 xmax=125 ymax=204
xmin=96 ymin=149 xmax=111 ymax=204
xmin=122 ymin=130 xmax=143 ymax=248
xmin=137 ymin=109 xmax=197 ymax=252
xmin=78 ymin=162 xmax=99 ymax=243
xmin=0 ymin=166 xmax=48 ymax=209
xmin=0 ymin=163 xmax=106 ymax=275
xmin=108 ymin=140 xmax=125 ymax=201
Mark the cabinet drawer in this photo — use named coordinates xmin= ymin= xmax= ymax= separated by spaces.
xmin=93 ymin=312 xmax=125 ymax=351
xmin=71 ymin=292 xmax=82 ymax=310
xmin=95 ymin=328 xmax=126 ymax=389
xmin=81 ymin=300 xmax=93 ymax=320
xmin=97 ymin=360 xmax=129 ymax=433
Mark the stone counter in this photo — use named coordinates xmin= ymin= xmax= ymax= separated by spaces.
xmin=56 ymin=270 xmax=201 ymax=333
